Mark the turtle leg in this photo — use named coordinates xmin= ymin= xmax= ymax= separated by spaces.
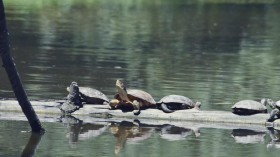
xmin=103 ymin=101 xmax=109 ymax=105
xmin=194 ymin=102 xmax=202 ymax=110
xmin=109 ymin=99 xmax=120 ymax=109
xmin=267 ymin=109 xmax=280 ymax=122
xmin=132 ymin=100 xmax=141 ymax=115
xmin=275 ymin=109 xmax=280 ymax=119
xmin=161 ymin=103 xmax=174 ymax=113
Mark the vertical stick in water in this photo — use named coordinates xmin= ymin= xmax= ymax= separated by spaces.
xmin=0 ymin=0 xmax=45 ymax=133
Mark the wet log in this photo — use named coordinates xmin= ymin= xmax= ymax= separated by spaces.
xmin=0 ymin=98 xmax=278 ymax=127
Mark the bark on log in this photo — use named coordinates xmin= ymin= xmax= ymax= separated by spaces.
xmin=0 ymin=1 xmax=44 ymax=132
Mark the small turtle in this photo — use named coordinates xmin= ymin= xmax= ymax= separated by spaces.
xmin=59 ymin=82 xmax=109 ymax=114
xmin=58 ymin=82 xmax=83 ymax=114
xmin=157 ymin=95 xmax=201 ymax=113
xmin=66 ymin=82 xmax=110 ymax=105
xmin=109 ymin=80 xmax=157 ymax=115
xmin=265 ymin=99 xmax=280 ymax=122
xmin=231 ymin=99 xmax=269 ymax=115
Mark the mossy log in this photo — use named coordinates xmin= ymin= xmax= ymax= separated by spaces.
xmin=0 ymin=98 xmax=279 ymax=128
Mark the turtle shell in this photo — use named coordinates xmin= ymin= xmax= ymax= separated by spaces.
xmin=158 ymin=95 xmax=194 ymax=107
xmin=275 ymin=100 xmax=280 ymax=108
xmin=231 ymin=100 xmax=267 ymax=115
xmin=115 ymin=89 xmax=156 ymax=108
xmin=158 ymin=95 xmax=195 ymax=113
xmin=79 ymin=87 xmax=109 ymax=104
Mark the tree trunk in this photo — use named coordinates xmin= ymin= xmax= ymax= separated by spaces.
xmin=0 ymin=0 xmax=45 ymax=133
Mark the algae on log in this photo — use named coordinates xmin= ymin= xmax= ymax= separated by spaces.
xmin=0 ymin=1 xmax=44 ymax=133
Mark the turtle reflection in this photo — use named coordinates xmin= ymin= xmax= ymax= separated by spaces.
xmin=59 ymin=115 xmax=109 ymax=147
xmin=160 ymin=124 xmax=200 ymax=141
xmin=110 ymin=120 xmax=154 ymax=155
xmin=267 ymin=127 xmax=280 ymax=149
xmin=231 ymin=129 xmax=266 ymax=144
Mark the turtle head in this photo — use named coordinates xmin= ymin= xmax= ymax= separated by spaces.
xmin=194 ymin=102 xmax=201 ymax=110
xmin=132 ymin=100 xmax=140 ymax=115
xmin=66 ymin=81 xmax=81 ymax=106
xmin=261 ymin=98 xmax=275 ymax=108
xmin=116 ymin=79 xmax=126 ymax=90
xmin=67 ymin=81 xmax=78 ymax=92
xmin=116 ymin=80 xmax=129 ymax=101
xmin=68 ymin=82 xmax=79 ymax=95
xmin=109 ymin=99 xmax=120 ymax=109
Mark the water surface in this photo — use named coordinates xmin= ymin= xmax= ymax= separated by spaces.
xmin=1 ymin=117 xmax=280 ymax=157
xmin=1 ymin=0 xmax=280 ymax=111
xmin=1 ymin=0 xmax=280 ymax=156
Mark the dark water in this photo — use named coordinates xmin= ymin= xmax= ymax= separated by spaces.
xmin=1 ymin=0 xmax=280 ymax=156
xmin=1 ymin=116 xmax=280 ymax=157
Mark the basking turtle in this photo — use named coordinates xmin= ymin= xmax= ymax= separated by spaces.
xmin=231 ymin=99 xmax=269 ymax=115
xmin=265 ymin=99 xmax=280 ymax=122
xmin=67 ymin=83 xmax=110 ymax=105
xmin=157 ymin=95 xmax=201 ymax=113
xmin=59 ymin=81 xmax=109 ymax=114
xmin=59 ymin=82 xmax=83 ymax=114
xmin=109 ymin=80 xmax=157 ymax=115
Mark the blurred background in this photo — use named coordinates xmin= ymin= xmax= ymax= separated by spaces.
xmin=1 ymin=0 xmax=280 ymax=112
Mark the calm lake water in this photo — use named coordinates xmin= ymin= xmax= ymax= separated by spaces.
xmin=1 ymin=0 xmax=280 ymax=156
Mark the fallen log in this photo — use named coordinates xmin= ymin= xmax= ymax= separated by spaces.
xmin=0 ymin=98 xmax=279 ymax=128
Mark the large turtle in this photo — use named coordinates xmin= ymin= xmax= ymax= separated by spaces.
xmin=109 ymin=80 xmax=157 ymax=115
xmin=231 ymin=99 xmax=269 ymax=115
xmin=265 ymin=99 xmax=280 ymax=122
xmin=59 ymin=82 xmax=109 ymax=114
xmin=66 ymin=83 xmax=109 ymax=105
xmin=157 ymin=95 xmax=201 ymax=113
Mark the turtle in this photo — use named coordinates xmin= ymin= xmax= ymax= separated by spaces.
xmin=157 ymin=95 xmax=201 ymax=113
xmin=231 ymin=99 xmax=269 ymax=115
xmin=58 ymin=82 xmax=83 ymax=114
xmin=264 ymin=99 xmax=280 ymax=122
xmin=66 ymin=81 xmax=110 ymax=105
xmin=109 ymin=79 xmax=157 ymax=115
xmin=59 ymin=81 xmax=109 ymax=114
